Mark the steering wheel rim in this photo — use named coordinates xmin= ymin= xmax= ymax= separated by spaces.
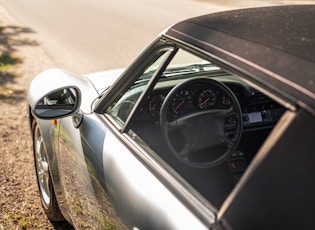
xmin=160 ymin=78 xmax=243 ymax=168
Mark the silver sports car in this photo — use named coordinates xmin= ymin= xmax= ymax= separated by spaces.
xmin=28 ymin=5 xmax=315 ymax=230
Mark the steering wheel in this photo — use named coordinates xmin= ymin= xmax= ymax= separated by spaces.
xmin=160 ymin=78 xmax=243 ymax=168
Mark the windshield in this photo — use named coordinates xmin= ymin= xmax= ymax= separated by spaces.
xmin=136 ymin=49 xmax=224 ymax=85
xmin=162 ymin=49 xmax=223 ymax=79
xmin=135 ymin=52 xmax=169 ymax=84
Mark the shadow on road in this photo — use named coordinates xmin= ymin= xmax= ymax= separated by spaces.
xmin=0 ymin=25 xmax=38 ymax=100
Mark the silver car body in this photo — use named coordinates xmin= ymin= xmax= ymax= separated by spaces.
xmin=28 ymin=5 xmax=315 ymax=230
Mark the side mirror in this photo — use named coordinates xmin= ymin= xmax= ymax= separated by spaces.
xmin=34 ymin=87 xmax=79 ymax=119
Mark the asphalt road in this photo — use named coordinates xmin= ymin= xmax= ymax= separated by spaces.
xmin=0 ymin=0 xmax=275 ymax=74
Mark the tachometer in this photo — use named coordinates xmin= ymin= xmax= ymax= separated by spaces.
xmin=197 ymin=89 xmax=217 ymax=109
xmin=171 ymin=89 xmax=193 ymax=115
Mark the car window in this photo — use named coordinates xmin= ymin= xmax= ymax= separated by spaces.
xmin=106 ymin=51 xmax=170 ymax=127
xmin=128 ymin=47 xmax=227 ymax=139
xmin=127 ymin=47 xmax=234 ymax=155
xmin=126 ymin=46 xmax=287 ymax=208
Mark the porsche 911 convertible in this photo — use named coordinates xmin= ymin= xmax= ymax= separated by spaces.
xmin=27 ymin=5 xmax=315 ymax=230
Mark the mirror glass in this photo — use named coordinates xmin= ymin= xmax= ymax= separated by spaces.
xmin=35 ymin=87 xmax=78 ymax=118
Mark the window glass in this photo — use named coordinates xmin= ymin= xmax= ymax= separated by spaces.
xmin=106 ymin=51 xmax=170 ymax=127
xmin=129 ymin=48 xmax=225 ymax=149
xmin=126 ymin=46 xmax=287 ymax=209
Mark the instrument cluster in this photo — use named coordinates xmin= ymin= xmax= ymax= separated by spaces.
xmin=147 ymin=84 xmax=235 ymax=119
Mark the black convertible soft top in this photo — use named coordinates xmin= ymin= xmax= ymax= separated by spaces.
xmin=166 ymin=5 xmax=315 ymax=113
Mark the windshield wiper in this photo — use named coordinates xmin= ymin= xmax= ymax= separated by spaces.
xmin=162 ymin=63 xmax=221 ymax=77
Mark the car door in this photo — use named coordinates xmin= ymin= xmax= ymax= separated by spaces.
xmin=57 ymin=112 xmax=127 ymax=229
xmin=99 ymin=46 xmax=216 ymax=229
xmin=100 ymin=122 xmax=211 ymax=229
xmin=57 ymin=43 xmax=216 ymax=229
xmin=58 ymin=110 xmax=212 ymax=229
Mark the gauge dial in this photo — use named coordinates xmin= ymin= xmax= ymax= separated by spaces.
xmin=198 ymin=89 xmax=217 ymax=109
xmin=171 ymin=89 xmax=193 ymax=115
xmin=148 ymin=94 xmax=165 ymax=117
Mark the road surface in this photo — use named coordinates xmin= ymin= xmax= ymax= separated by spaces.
xmin=0 ymin=0 xmax=275 ymax=74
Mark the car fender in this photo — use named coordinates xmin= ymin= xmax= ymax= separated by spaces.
xmin=84 ymin=68 xmax=124 ymax=93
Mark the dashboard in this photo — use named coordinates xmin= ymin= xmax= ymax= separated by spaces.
xmin=139 ymin=77 xmax=285 ymax=131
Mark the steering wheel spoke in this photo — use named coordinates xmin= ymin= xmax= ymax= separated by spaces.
xmin=166 ymin=120 xmax=178 ymax=132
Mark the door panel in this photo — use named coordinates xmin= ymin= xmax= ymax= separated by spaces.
xmin=58 ymin=112 xmax=208 ymax=229
xmin=102 ymin=130 xmax=208 ymax=229
xmin=58 ymin=114 xmax=126 ymax=229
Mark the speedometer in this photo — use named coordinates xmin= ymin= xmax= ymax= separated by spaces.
xmin=198 ymin=89 xmax=217 ymax=109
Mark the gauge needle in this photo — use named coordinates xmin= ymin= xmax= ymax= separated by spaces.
xmin=201 ymin=98 xmax=210 ymax=105
xmin=175 ymin=100 xmax=185 ymax=111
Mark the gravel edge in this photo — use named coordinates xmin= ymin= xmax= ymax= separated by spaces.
xmin=0 ymin=4 xmax=62 ymax=229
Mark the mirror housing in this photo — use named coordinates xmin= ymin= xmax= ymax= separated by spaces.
xmin=27 ymin=68 xmax=91 ymax=120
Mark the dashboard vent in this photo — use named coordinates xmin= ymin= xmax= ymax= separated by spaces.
xmin=250 ymin=90 xmax=271 ymax=104
xmin=243 ymin=90 xmax=280 ymax=112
